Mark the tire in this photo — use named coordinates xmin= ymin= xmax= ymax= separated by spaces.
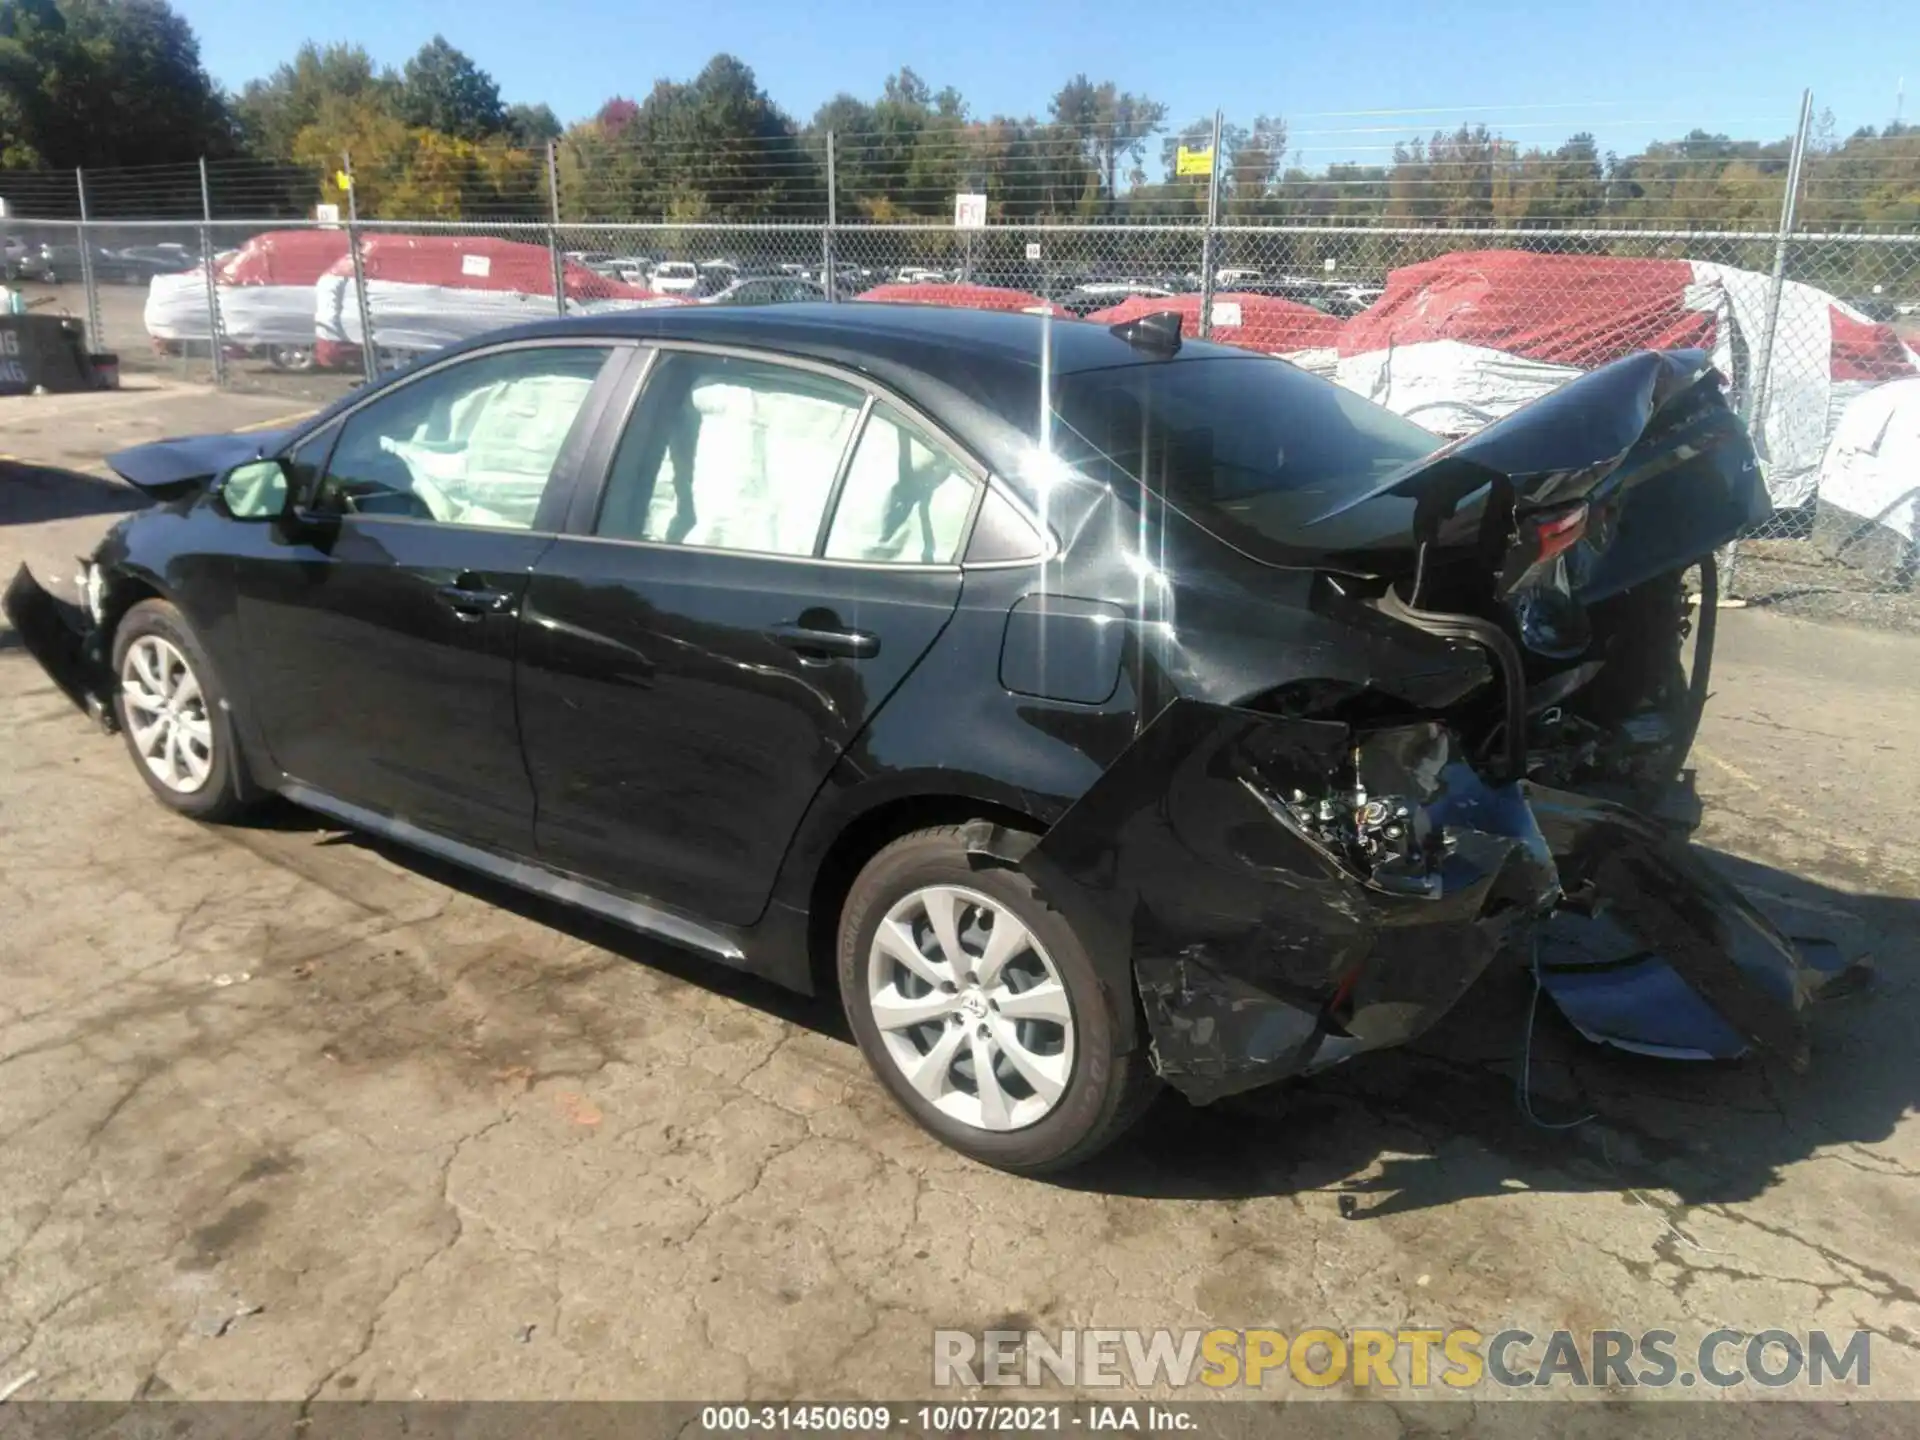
xmin=269 ymin=345 xmax=314 ymax=372
xmin=111 ymin=599 xmax=253 ymax=823
xmin=838 ymin=825 xmax=1158 ymax=1173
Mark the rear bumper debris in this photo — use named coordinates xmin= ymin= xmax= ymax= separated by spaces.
xmin=1017 ymin=699 xmax=1849 ymax=1104
xmin=1527 ymin=785 xmax=1867 ymax=1064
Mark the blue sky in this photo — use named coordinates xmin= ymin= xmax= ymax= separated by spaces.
xmin=176 ymin=0 xmax=1913 ymax=160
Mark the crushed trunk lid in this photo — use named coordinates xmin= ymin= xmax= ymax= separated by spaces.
xmin=1208 ymin=350 xmax=1771 ymax=605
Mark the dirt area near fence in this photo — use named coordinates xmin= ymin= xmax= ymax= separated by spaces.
xmin=10 ymin=279 xmax=361 ymax=407
xmin=2 ymin=380 xmax=1919 ymax=1414
xmin=1733 ymin=504 xmax=1920 ymax=634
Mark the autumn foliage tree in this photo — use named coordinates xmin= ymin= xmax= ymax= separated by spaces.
xmin=2 ymin=5 xmax=1917 ymax=265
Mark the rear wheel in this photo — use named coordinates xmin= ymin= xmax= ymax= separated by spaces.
xmin=112 ymin=599 xmax=253 ymax=822
xmin=838 ymin=826 xmax=1157 ymax=1173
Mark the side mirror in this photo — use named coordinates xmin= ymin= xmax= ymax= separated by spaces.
xmin=217 ymin=458 xmax=292 ymax=521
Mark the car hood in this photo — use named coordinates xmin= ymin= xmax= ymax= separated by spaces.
xmin=1214 ymin=350 xmax=1769 ymax=601
xmin=106 ymin=430 xmax=293 ymax=499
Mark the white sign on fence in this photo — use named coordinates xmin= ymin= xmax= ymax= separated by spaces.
xmin=314 ymin=203 xmax=340 ymax=226
xmin=461 ymin=253 xmax=492 ymax=278
xmin=953 ymin=193 xmax=988 ymax=229
xmin=1025 ymin=241 xmax=1041 ymax=260
xmin=1209 ymin=300 xmax=1244 ymax=328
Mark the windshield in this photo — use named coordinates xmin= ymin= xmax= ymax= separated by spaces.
xmin=1051 ymin=355 xmax=1442 ymax=559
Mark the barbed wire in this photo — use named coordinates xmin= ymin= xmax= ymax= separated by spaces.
xmin=5 ymin=97 xmax=1910 ymax=230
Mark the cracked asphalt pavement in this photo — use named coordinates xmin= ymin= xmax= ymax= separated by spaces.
xmin=2 ymin=383 xmax=1917 ymax=1405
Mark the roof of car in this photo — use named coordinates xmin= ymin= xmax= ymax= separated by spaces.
xmin=508 ymin=300 xmax=1243 ymax=386
xmin=411 ymin=301 xmax=1268 ymax=511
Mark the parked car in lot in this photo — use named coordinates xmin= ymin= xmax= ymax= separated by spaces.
xmin=1846 ymin=294 xmax=1900 ymax=324
xmin=27 ymin=243 xmax=109 ymax=284
xmin=3 ymin=304 xmax=1858 ymax=1172
xmin=112 ymin=244 xmax=201 ymax=282
xmin=1054 ymin=281 xmax=1177 ymax=317
xmin=2 ymin=235 xmax=48 ymax=281
xmin=1225 ymin=278 xmax=1375 ymax=317
xmin=603 ymin=257 xmax=654 ymax=284
xmin=647 ymin=261 xmax=702 ymax=295
xmin=700 ymin=274 xmax=828 ymax=306
xmin=10 ymin=238 xmax=183 ymax=285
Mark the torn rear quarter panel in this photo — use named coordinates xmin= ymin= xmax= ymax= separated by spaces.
xmin=1025 ymin=700 xmax=1559 ymax=1103
xmin=1019 ymin=701 xmax=1840 ymax=1105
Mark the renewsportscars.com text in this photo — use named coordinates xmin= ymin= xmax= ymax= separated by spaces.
xmin=932 ymin=1327 xmax=1872 ymax=1391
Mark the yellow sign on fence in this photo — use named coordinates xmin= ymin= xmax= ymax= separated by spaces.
xmin=1176 ymin=145 xmax=1214 ymax=177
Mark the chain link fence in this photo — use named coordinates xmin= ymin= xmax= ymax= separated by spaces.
xmin=4 ymin=98 xmax=1917 ymax=613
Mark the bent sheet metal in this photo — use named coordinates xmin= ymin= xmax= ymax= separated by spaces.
xmin=1005 ymin=701 xmax=1855 ymax=1104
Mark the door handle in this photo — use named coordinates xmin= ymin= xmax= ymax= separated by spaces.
xmin=436 ymin=579 xmax=515 ymax=616
xmin=769 ymin=622 xmax=880 ymax=660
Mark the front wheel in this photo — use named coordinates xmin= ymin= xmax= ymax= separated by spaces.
xmin=112 ymin=599 xmax=254 ymax=822
xmin=838 ymin=826 xmax=1157 ymax=1173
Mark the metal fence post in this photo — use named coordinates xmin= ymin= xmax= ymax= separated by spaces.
xmin=822 ymin=131 xmax=837 ymax=302
xmin=198 ymin=157 xmax=226 ymax=387
xmin=74 ymin=167 xmax=101 ymax=352
xmin=1197 ymin=109 xmax=1224 ymax=338
xmin=1727 ymin=86 xmax=1814 ymax=594
xmin=1747 ymin=89 xmax=1814 ymax=430
xmin=546 ymin=141 xmax=567 ymax=317
xmin=343 ymin=151 xmax=378 ymax=384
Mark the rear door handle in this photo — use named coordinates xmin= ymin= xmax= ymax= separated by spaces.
xmin=769 ymin=622 xmax=880 ymax=660
xmin=437 ymin=578 xmax=515 ymax=616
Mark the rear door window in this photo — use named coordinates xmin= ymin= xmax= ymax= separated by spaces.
xmin=595 ymin=352 xmax=864 ymax=556
xmin=824 ymin=405 xmax=979 ymax=563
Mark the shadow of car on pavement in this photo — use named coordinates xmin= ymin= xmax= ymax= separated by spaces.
xmin=265 ymin=800 xmax=1906 ymax=1213
xmin=0 ymin=460 xmax=148 ymax=528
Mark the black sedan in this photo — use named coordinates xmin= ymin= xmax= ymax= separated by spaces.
xmin=3 ymin=304 xmax=1856 ymax=1171
xmin=16 ymin=243 xmax=200 ymax=285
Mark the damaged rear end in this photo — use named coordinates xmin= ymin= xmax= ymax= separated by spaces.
xmin=1041 ymin=348 xmax=1859 ymax=1103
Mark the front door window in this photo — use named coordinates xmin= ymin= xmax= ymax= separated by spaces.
xmin=316 ymin=346 xmax=612 ymax=530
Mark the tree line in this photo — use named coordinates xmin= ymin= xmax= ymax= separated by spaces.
xmin=2 ymin=0 xmax=1915 ymax=238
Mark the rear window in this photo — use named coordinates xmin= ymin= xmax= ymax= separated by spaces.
xmin=1050 ymin=355 xmax=1440 ymax=550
